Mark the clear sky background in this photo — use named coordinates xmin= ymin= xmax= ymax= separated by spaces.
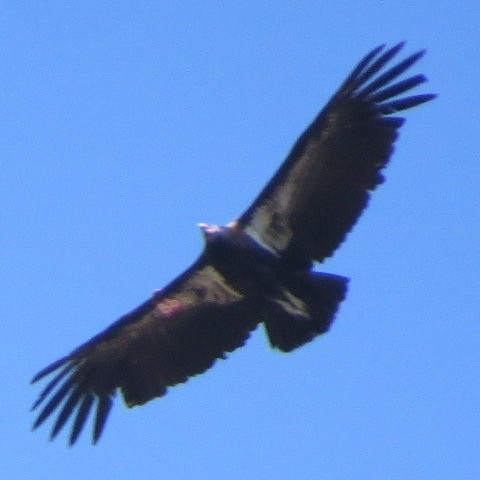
xmin=1 ymin=3 xmax=478 ymax=479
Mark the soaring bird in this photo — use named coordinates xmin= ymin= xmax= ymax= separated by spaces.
xmin=31 ymin=43 xmax=435 ymax=445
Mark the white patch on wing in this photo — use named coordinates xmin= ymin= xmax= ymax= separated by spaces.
xmin=243 ymin=227 xmax=281 ymax=257
xmin=244 ymin=180 xmax=295 ymax=254
xmin=241 ymin=130 xmax=327 ymax=255
xmin=201 ymin=265 xmax=244 ymax=300
xmin=155 ymin=265 xmax=244 ymax=313
xmin=178 ymin=265 xmax=244 ymax=306
xmin=270 ymin=288 xmax=309 ymax=318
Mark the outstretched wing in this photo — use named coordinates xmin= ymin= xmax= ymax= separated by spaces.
xmin=237 ymin=43 xmax=435 ymax=269
xmin=31 ymin=256 xmax=257 ymax=445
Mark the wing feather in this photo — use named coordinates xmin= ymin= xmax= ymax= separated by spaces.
xmin=93 ymin=396 xmax=113 ymax=444
xmin=31 ymin=256 xmax=257 ymax=444
xmin=69 ymin=393 xmax=94 ymax=445
xmin=31 ymin=363 xmax=73 ymax=411
xmin=237 ymin=44 xmax=435 ymax=268
xmin=50 ymin=385 xmax=84 ymax=440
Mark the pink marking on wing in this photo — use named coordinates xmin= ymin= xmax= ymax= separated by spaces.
xmin=154 ymin=298 xmax=183 ymax=317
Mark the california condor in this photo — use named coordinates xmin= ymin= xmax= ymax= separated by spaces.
xmin=31 ymin=43 xmax=435 ymax=445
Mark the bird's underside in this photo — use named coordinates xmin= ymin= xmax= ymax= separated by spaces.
xmin=31 ymin=42 xmax=435 ymax=445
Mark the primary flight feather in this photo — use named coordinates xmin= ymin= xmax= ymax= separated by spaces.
xmin=32 ymin=43 xmax=435 ymax=445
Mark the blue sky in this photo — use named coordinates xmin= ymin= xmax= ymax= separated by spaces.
xmin=1 ymin=2 xmax=478 ymax=479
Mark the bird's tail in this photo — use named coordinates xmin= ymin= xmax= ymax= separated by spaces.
xmin=263 ymin=272 xmax=348 ymax=352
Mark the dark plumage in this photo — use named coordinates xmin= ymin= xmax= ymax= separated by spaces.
xmin=31 ymin=43 xmax=435 ymax=445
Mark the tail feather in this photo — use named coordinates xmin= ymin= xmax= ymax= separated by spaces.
xmin=263 ymin=272 xmax=348 ymax=352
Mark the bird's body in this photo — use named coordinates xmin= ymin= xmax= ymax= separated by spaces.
xmin=31 ymin=43 xmax=435 ymax=445
xmin=202 ymin=223 xmax=283 ymax=293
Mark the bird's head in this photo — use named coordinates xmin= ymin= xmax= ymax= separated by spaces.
xmin=198 ymin=223 xmax=226 ymax=243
